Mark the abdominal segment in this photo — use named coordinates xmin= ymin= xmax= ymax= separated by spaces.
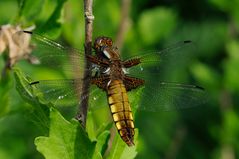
xmin=107 ymin=80 xmax=135 ymax=146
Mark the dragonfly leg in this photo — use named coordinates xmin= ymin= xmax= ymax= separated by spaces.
xmin=86 ymin=55 xmax=109 ymax=67
xmin=91 ymin=75 xmax=110 ymax=90
xmin=123 ymin=58 xmax=141 ymax=68
xmin=123 ymin=76 xmax=145 ymax=91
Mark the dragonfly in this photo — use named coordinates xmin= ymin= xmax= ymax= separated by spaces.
xmin=16 ymin=31 xmax=206 ymax=146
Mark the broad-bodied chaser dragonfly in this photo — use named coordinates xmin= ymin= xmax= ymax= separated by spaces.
xmin=16 ymin=31 xmax=206 ymax=146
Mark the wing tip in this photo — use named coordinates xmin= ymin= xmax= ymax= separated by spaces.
xmin=23 ymin=30 xmax=33 ymax=34
xmin=30 ymin=81 xmax=39 ymax=85
xmin=195 ymin=85 xmax=205 ymax=90
xmin=127 ymin=139 xmax=135 ymax=147
xmin=184 ymin=40 xmax=192 ymax=44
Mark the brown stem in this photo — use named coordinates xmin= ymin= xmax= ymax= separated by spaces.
xmin=1 ymin=58 xmax=11 ymax=79
xmin=164 ymin=127 xmax=186 ymax=159
xmin=115 ymin=0 xmax=131 ymax=50
xmin=75 ymin=0 xmax=94 ymax=128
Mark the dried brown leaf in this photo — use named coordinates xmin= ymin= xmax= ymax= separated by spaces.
xmin=0 ymin=24 xmax=39 ymax=67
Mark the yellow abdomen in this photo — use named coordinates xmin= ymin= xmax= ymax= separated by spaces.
xmin=107 ymin=80 xmax=135 ymax=146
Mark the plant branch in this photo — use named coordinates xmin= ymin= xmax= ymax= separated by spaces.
xmin=164 ymin=127 xmax=186 ymax=159
xmin=75 ymin=0 xmax=94 ymax=128
xmin=115 ymin=0 xmax=131 ymax=50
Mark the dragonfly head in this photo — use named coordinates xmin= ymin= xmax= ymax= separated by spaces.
xmin=94 ymin=36 xmax=113 ymax=52
xmin=94 ymin=36 xmax=120 ymax=60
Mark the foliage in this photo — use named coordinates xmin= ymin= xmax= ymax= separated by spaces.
xmin=34 ymin=108 xmax=96 ymax=159
xmin=0 ymin=0 xmax=239 ymax=159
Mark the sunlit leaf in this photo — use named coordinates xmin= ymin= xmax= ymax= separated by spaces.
xmin=138 ymin=7 xmax=177 ymax=45
xmin=35 ymin=108 xmax=96 ymax=159
xmin=106 ymin=129 xmax=138 ymax=159
xmin=0 ymin=73 xmax=11 ymax=117
xmin=87 ymin=111 xmax=111 ymax=158
xmin=14 ymin=68 xmax=113 ymax=158
xmin=19 ymin=0 xmax=44 ymax=21
xmin=190 ymin=62 xmax=221 ymax=90
xmin=14 ymin=68 xmax=35 ymax=103
xmin=38 ymin=0 xmax=67 ymax=38
xmin=224 ymin=41 xmax=239 ymax=92
xmin=221 ymin=111 xmax=239 ymax=145
xmin=92 ymin=131 xmax=110 ymax=159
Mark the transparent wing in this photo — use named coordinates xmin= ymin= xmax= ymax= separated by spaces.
xmin=29 ymin=78 xmax=108 ymax=110
xmin=13 ymin=31 xmax=87 ymax=77
xmin=14 ymin=31 xmax=107 ymax=110
xmin=128 ymin=81 xmax=207 ymax=112
xmin=16 ymin=32 xmax=205 ymax=112
xmin=124 ymin=41 xmax=207 ymax=111
xmin=125 ymin=40 xmax=194 ymax=80
xmin=29 ymin=79 xmax=82 ymax=107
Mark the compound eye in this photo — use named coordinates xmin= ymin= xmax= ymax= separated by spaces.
xmin=94 ymin=44 xmax=100 ymax=50
xmin=98 ymin=39 xmax=103 ymax=46
xmin=94 ymin=38 xmax=103 ymax=50
xmin=94 ymin=37 xmax=113 ymax=51
xmin=106 ymin=39 xmax=113 ymax=47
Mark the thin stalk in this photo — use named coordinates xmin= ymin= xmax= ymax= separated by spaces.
xmin=115 ymin=0 xmax=131 ymax=50
xmin=75 ymin=0 xmax=94 ymax=128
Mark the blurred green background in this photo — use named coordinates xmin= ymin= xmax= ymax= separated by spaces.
xmin=1 ymin=0 xmax=239 ymax=158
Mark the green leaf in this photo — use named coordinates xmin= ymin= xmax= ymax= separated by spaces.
xmin=13 ymin=67 xmax=48 ymax=109
xmin=190 ymin=62 xmax=221 ymax=90
xmin=223 ymin=40 xmax=239 ymax=92
xmin=13 ymin=68 xmax=51 ymax=131
xmin=209 ymin=0 xmax=239 ymax=14
xmin=0 ymin=72 xmax=12 ymax=117
xmin=18 ymin=0 xmax=45 ymax=21
xmin=13 ymin=68 xmax=109 ymax=158
xmin=221 ymin=111 xmax=239 ymax=145
xmin=87 ymin=111 xmax=111 ymax=158
xmin=106 ymin=129 xmax=138 ymax=159
xmin=96 ymin=131 xmax=110 ymax=154
xmin=13 ymin=68 xmax=35 ymax=103
xmin=0 ymin=0 xmax=18 ymax=23
xmin=14 ymin=67 xmax=62 ymax=108
xmin=86 ymin=111 xmax=97 ymax=141
xmin=35 ymin=108 xmax=96 ymax=159
xmin=209 ymin=0 xmax=239 ymax=28
xmin=38 ymin=0 xmax=67 ymax=38
xmin=138 ymin=7 xmax=177 ymax=45
xmin=128 ymin=87 xmax=144 ymax=113
xmin=93 ymin=131 xmax=110 ymax=159
xmin=62 ymin=0 xmax=84 ymax=48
